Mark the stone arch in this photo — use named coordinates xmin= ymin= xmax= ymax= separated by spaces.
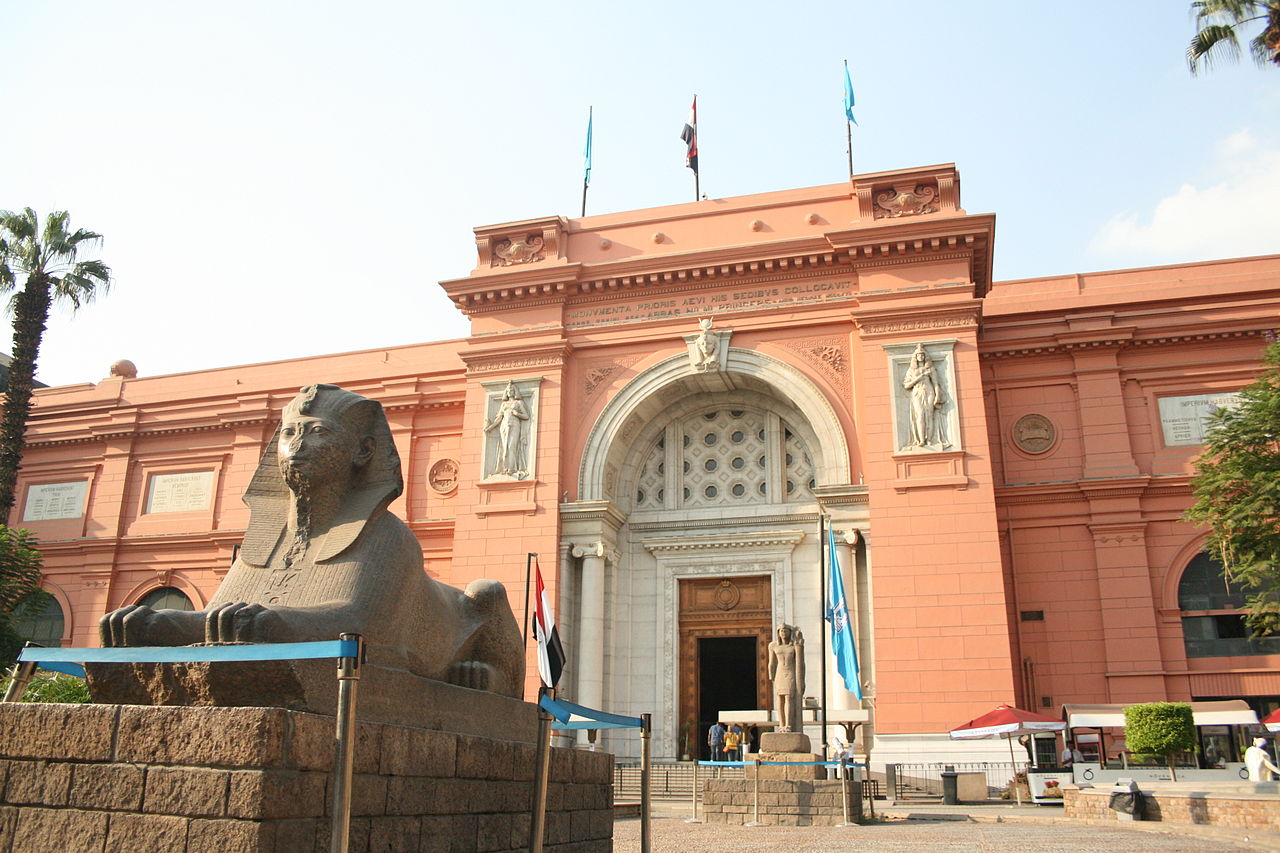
xmin=120 ymin=574 xmax=208 ymax=610
xmin=579 ymin=348 xmax=851 ymax=502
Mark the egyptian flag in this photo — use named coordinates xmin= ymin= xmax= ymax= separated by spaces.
xmin=534 ymin=558 xmax=566 ymax=688
xmin=680 ymin=96 xmax=698 ymax=175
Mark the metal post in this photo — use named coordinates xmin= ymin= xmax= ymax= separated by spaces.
xmin=529 ymin=693 xmax=554 ymax=853
xmin=329 ymin=633 xmax=363 ymax=853
xmin=745 ymin=756 xmax=764 ymax=826
xmin=864 ymin=764 xmax=875 ymax=820
xmin=838 ymin=756 xmax=851 ymax=826
xmin=2 ymin=658 xmax=38 ymax=703
xmin=686 ymin=759 xmax=702 ymax=823
xmin=640 ymin=713 xmax=652 ymax=853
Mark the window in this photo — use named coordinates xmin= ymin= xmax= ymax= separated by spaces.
xmin=11 ymin=596 xmax=65 ymax=648
xmin=633 ymin=408 xmax=814 ymax=510
xmin=1179 ymin=553 xmax=1280 ymax=658
xmin=137 ymin=587 xmax=195 ymax=611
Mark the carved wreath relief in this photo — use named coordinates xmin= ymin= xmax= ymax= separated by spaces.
xmin=491 ymin=234 xmax=545 ymax=266
xmin=874 ymin=183 xmax=939 ymax=219
xmin=887 ymin=341 xmax=960 ymax=453
xmin=481 ymin=378 xmax=541 ymax=481
xmin=428 ymin=458 xmax=460 ymax=494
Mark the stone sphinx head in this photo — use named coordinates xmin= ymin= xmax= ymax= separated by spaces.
xmin=240 ymin=384 xmax=403 ymax=566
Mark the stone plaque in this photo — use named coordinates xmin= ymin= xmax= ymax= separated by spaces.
xmin=1012 ymin=414 xmax=1056 ymax=454
xmin=22 ymin=480 xmax=87 ymax=521
xmin=145 ymin=471 xmax=213 ymax=514
xmin=1157 ymin=392 xmax=1241 ymax=446
xmin=428 ymin=458 xmax=460 ymax=494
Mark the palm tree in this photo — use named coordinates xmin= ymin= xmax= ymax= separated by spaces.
xmin=1188 ymin=0 xmax=1280 ymax=74
xmin=0 ymin=209 xmax=111 ymax=520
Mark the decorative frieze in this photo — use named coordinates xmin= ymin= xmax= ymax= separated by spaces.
xmin=874 ymin=183 xmax=939 ymax=219
xmin=778 ymin=336 xmax=850 ymax=394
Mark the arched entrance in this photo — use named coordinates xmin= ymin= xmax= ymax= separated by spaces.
xmin=562 ymin=348 xmax=862 ymax=758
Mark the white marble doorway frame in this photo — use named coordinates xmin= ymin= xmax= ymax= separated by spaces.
xmin=642 ymin=530 xmax=805 ymax=757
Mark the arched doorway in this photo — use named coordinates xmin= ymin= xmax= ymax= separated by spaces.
xmin=565 ymin=348 xmax=862 ymax=758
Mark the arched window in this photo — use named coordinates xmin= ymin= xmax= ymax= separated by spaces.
xmin=633 ymin=408 xmax=815 ymax=511
xmin=11 ymin=596 xmax=65 ymax=648
xmin=1179 ymin=553 xmax=1280 ymax=658
xmin=137 ymin=587 xmax=195 ymax=611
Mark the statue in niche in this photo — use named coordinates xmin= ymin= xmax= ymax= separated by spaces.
xmin=693 ymin=317 xmax=718 ymax=369
xmin=98 ymin=384 xmax=524 ymax=697
xmin=484 ymin=381 xmax=531 ymax=478
xmin=768 ymin=624 xmax=806 ymax=733
xmin=902 ymin=343 xmax=950 ymax=450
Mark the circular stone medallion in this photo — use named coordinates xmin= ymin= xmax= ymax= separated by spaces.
xmin=1012 ymin=414 xmax=1056 ymax=454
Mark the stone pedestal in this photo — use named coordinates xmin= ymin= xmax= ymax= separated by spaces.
xmin=758 ymin=731 xmax=810 ymax=753
xmin=0 ymin=699 xmax=612 ymax=853
xmin=703 ymin=779 xmax=863 ymax=826
xmin=745 ymin=752 xmax=824 ymax=780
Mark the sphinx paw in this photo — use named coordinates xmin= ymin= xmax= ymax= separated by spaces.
xmin=446 ymin=660 xmax=496 ymax=692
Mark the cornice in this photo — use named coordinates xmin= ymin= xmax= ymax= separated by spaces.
xmin=640 ymin=529 xmax=806 ymax=554
xmin=980 ymin=327 xmax=1273 ymax=360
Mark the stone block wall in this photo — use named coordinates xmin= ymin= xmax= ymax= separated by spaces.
xmin=1064 ymin=785 xmax=1280 ymax=831
xmin=702 ymin=779 xmax=861 ymax=826
xmin=0 ymin=703 xmax=612 ymax=853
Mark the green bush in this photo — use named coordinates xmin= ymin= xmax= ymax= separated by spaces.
xmin=1125 ymin=702 xmax=1195 ymax=778
xmin=0 ymin=672 xmax=90 ymax=703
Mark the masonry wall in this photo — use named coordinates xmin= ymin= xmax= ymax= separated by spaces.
xmin=0 ymin=703 xmax=612 ymax=853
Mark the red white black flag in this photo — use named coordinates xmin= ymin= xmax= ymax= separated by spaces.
xmin=534 ymin=558 xmax=566 ymax=688
xmin=680 ymin=96 xmax=698 ymax=175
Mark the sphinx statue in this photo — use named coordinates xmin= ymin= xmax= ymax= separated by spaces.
xmin=93 ymin=384 xmax=524 ymax=709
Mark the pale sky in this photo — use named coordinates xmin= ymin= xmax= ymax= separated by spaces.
xmin=5 ymin=1 xmax=1278 ymax=388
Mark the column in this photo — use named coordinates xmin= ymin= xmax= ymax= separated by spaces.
xmin=573 ymin=541 xmax=606 ymax=718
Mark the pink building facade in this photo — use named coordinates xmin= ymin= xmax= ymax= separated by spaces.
xmin=12 ymin=164 xmax=1280 ymax=762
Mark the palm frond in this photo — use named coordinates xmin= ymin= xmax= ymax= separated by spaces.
xmin=1189 ymin=23 xmax=1244 ymax=73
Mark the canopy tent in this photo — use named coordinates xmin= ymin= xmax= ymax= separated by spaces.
xmin=1062 ymin=700 xmax=1258 ymax=729
xmin=949 ymin=704 xmax=1066 ymax=805
xmin=1263 ymin=709 xmax=1280 ymax=733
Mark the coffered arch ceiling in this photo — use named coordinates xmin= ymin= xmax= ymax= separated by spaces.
xmin=578 ymin=349 xmax=850 ymax=505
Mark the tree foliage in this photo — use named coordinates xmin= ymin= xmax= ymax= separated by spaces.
xmin=0 ymin=524 xmax=44 ymax=668
xmin=1125 ymin=702 xmax=1196 ymax=779
xmin=1188 ymin=1 xmax=1280 ymax=73
xmin=1187 ymin=339 xmax=1280 ymax=634
xmin=0 ymin=208 xmax=111 ymax=520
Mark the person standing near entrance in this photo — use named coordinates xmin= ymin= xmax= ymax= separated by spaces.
xmin=708 ymin=720 xmax=726 ymax=761
xmin=724 ymin=724 xmax=741 ymax=761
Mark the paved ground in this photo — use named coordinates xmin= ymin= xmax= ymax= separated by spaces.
xmin=613 ymin=800 xmax=1280 ymax=852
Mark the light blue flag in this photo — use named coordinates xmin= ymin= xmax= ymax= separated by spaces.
xmin=826 ymin=524 xmax=863 ymax=699
xmin=842 ymin=64 xmax=857 ymax=126
xmin=584 ymin=107 xmax=593 ymax=186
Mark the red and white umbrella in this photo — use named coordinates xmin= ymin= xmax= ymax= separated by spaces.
xmin=949 ymin=704 xmax=1066 ymax=804
xmin=1262 ymin=708 xmax=1280 ymax=733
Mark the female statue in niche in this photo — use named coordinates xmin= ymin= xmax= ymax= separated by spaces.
xmin=768 ymin=624 xmax=805 ymax=733
xmin=902 ymin=343 xmax=948 ymax=449
xmin=484 ymin=381 xmax=530 ymax=477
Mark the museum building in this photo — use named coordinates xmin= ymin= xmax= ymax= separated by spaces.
xmin=12 ymin=163 xmax=1280 ymax=763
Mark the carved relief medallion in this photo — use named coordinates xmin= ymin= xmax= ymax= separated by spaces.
xmin=713 ymin=579 xmax=742 ymax=611
xmin=492 ymin=234 xmax=546 ymax=266
xmin=874 ymin=184 xmax=939 ymax=219
xmin=1012 ymin=414 xmax=1056 ymax=454
xmin=428 ymin=458 xmax=460 ymax=494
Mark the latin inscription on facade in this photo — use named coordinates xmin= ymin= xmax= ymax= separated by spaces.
xmin=146 ymin=471 xmax=214 ymax=514
xmin=565 ymin=279 xmax=854 ymax=328
xmin=1157 ymin=392 xmax=1241 ymax=446
xmin=23 ymin=481 xmax=87 ymax=521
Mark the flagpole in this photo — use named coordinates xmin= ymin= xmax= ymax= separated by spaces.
xmin=523 ymin=553 xmax=535 ymax=645
xmin=844 ymin=60 xmax=854 ymax=178
xmin=581 ymin=106 xmax=592 ymax=217
xmin=819 ymin=514 xmax=829 ymax=765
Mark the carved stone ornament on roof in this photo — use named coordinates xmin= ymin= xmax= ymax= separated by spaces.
xmin=874 ymin=184 xmax=939 ymax=219
xmin=491 ymin=234 xmax=546 ymax=267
